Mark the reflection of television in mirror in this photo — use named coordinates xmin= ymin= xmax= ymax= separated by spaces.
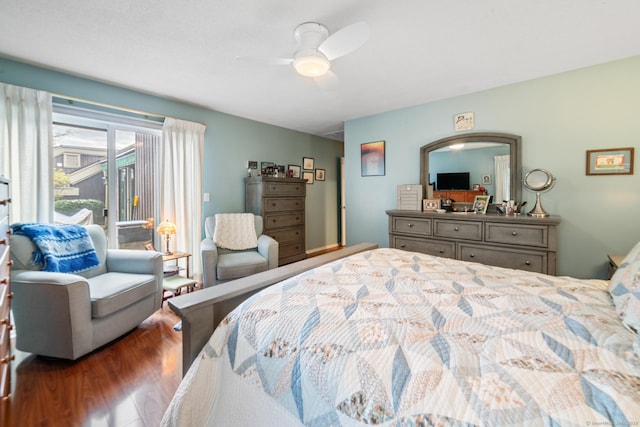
xmin=437 ymin=172 xmax=470 ymax=190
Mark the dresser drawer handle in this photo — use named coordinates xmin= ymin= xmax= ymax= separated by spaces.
xmin=272 ymin=203 xmax=277 ymax=207
xmin=512 ymin=231 xmax=518 ymax=236
xmin=469 ymin=253 xmax=475 ymax=258
xmin=0 ymin=318 xmax=9 ymax=325
xmin=525 ymin=261 xmax=531 ymax=266
xmin=438 ymin=249 xmax=444 ymax=254
xmin=0 ymin=278 xmax=7 ymax=285
xmin=454 ymin=227 xmax=459 ymax=231
xmin=0 ymin=198 xmax=11 ymax=206
xmin=408 ymin=223 xmax=413 ymax=228
xmin=400 ymin=244 xmax=406 ymax=248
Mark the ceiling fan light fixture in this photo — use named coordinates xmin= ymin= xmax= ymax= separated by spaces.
xmin=293 ymin=50 xmax=330 ymax=77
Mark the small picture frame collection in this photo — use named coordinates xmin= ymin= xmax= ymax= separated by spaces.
xmin=303 ymin=157 xmax=315 ymax=184
xmin=249 ymin=157 xmax=328 ymax=184
xmin=423 ymin=196 xmax=492 ymax=214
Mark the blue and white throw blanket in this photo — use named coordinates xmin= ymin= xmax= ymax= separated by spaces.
xmin=12 ymin=223 xmax=100 ymax=273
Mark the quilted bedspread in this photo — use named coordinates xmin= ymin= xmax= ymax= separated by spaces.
xmin=162 ymin=248 xmax=640 ymax=426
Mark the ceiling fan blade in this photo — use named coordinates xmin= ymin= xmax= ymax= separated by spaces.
xmin=314 ymin=70 xmax=339 ymax=90
xmin=318 ymin=21 xmax=369 ymax=61
xmin=235 ymin=55 xmax=293 ymax=66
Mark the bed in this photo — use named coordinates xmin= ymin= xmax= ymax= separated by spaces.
xmin=162 ymin=246 xmax=640 ymax=426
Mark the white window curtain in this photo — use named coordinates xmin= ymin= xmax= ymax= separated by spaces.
xmin=0 ymin=83 xmax=53 ymax=222
xmin=161 ymin=117 xmax=205 ymax=280
xmin=494 ymin=154 xmax=510 ymax=203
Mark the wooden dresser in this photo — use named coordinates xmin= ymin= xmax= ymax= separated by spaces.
xmin=246 ymin=176 xmax=307 ymax=266
xmin=387 ymin=209 xmax=560 ymax=275
xmin=0 ymin=177 xmax=12 ymax=423
xmin=433 ymin=190 xmax=486 ymax=203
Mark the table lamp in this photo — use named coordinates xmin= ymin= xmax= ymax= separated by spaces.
xmin=157 ymin=220 xmax=177 ymax=254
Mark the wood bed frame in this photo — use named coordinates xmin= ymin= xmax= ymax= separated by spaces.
xmin=168 ymin=242 xmax=378 ymax=375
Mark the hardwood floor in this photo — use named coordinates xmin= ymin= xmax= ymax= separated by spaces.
xmin=9 ymin=306 xmax=183 ymax=427
xmin=7 ymin=248 xmax=344 ymax=427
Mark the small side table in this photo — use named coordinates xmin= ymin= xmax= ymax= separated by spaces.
xmin=607 ymin=254 xmax=625 ymax=279
xmin=163 ymin=251 xmax=192 ymax=277
xmin=162 ymin=251 xmax=195 ymax=306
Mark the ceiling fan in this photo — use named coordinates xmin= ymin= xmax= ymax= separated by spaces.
xmin=237 ymin=21 xmax=369 ymax=84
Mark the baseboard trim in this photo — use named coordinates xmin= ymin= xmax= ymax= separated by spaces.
xmin=306 ymin=243 xmax=342 ymax=257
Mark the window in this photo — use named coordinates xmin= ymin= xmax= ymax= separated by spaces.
xmin=63 ymin=153 xmax=81 ymax=168
xmin=52 ymin=103 xmax=163 ymax=249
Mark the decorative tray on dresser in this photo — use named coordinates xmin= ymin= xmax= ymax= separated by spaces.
xmin=0 ymin=176 xmax=12 ymax=424
xmin=387 ymin=209 xmax=560 ymax=275
xmin=246 ymin=176 xmax=307 ymax=266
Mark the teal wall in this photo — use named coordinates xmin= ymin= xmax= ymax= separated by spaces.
xmin=345 ymin=56 xmax=640 ymax=279
xmin=0 ymin=57 xmax=343 ymax=251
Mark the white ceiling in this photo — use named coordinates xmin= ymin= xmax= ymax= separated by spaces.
xmin=1 ymin=0 xmax=639 ymax=140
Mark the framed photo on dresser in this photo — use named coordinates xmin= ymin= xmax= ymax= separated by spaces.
xmin=473 ymin=195 xmax=490 ymax=214
xmin=287 ymin=164 xmax=301 ymax=178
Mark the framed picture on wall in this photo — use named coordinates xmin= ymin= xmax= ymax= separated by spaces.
xmin=586 ymin=147 xmax=634 ymax=175
xmin=303 ymin=171 xmax=314 ymax=184
xmin=303 ymin=157 xmax=315 ymax=170
xmin=361 ymin=140 xmax=385 ymax=176
xmin=315 ymin=168 xmax=325 ymax=181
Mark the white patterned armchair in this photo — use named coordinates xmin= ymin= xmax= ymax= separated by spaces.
xmin=201 ymin=214 xmax=278 ymax=287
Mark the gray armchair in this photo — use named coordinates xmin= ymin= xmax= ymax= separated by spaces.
xmin=201 ymin=215 xmax=278 ymax=287
xmin=10 ymin=224 xmax=164 ymax=360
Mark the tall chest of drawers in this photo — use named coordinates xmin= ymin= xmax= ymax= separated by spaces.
xmin=0 ymin=177 xmax=12 ymax=423
xmin=246 ymin=177 xmax=307 ymax=266
xmin=387 ymin=209 xmax=560 ymax=275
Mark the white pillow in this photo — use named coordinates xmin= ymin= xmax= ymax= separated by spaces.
xmin=609 ymin=241 xmax=640 ymax=332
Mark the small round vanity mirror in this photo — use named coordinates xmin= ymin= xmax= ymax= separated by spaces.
xmin=523 ymin=168 xmax=555 ymax=217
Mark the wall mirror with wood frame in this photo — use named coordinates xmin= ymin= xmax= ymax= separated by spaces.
xmin=420 ymin=132 xmax=522 ymax=206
